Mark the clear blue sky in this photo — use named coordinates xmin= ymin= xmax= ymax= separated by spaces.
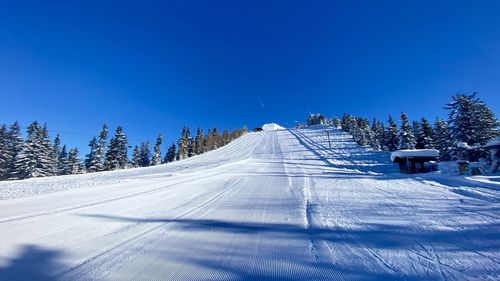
xmin=1 ymin=1 xmax=499 ymax=153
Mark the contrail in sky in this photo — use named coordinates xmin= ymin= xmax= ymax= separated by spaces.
xmin=258 ymin=98 xmax=265 ymax=109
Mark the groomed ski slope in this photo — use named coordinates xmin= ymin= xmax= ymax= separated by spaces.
xmin=0 ymin=126 xmax=498 ymax=280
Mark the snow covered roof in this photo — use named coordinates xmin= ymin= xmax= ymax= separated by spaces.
xmin=390 ymin=149 xmax=439 ymax=162
xmin=262 ymin=123 xmax=285 ymax=131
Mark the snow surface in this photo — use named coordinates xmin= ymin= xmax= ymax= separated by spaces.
xmin=390 ymin=149 xmax=439 ymax=162
xmin=0 ymin=127 xmax=498 ymax=280
xmin=262 ymin=123 xmax=285 ymax=131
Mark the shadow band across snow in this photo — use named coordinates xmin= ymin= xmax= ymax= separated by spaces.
xmin=82 ymin=214 xmax=500 ymax=251
xmin=0 ymin=245 xmax=64 ymax=281
xmin=74 ymin=213 xmax=500 ymax=280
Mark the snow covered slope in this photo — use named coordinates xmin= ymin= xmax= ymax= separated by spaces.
xmin=0 ymin=127 xmax=498 ymax=280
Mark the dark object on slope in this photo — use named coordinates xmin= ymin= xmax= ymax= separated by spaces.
xmin=253 ymin=128 xmax=263 ymax=132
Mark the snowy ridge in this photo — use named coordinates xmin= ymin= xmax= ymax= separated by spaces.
xmin=0 ymin=126 xmax=498 ymax=280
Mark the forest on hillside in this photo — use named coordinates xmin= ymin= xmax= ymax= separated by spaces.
xmin=304 ymin=93 xmax=499 ymax=170
xmin=0 ymin=123 xmax=248 ymax=181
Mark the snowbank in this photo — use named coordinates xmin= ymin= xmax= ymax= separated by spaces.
xmin=438 ymin=161 xmax=459 ymax=175
xmin=465 ymin=175 xmax=500 ymax=186
xmin=390 ymin=149 xmax=439 ymax=162
xmin=262 ymin=123 xmax=285 ymax=131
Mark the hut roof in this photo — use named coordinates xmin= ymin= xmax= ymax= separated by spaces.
xmin=390 ymin=149 xmax=439 ymax=162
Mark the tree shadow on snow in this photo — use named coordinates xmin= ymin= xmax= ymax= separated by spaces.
xmin=0 ymin=245 xmax=64 ymax=281
xmin=83 ymin=214 xmax=499 ymax=251
xmin=287 ymin=130 xmax=398 ymax=175
xmin=82 ymin=214 xmax=499 ymax=280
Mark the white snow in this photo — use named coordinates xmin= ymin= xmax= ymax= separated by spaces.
xmin=457 ymin=141 xmax=469 ymax=148
xmin=262 ymin=123 xmax=285 ymax=131
xmin=390 ymin=149 xmax=439 ymax=162
xmin=465 ymin=175 xmax=500 ymax=186
xmin=0 ymin=127 xmax=498 ymax=280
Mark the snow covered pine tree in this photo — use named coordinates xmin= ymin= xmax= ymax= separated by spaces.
xmin=105 ymin=126 xmax=128 ymax=170
xmin=397 ymin=112 xmax=416 ymax=150
xmin=446 ymin=93 xmax=499 ymax=161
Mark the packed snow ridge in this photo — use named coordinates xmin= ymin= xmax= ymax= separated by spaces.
xmin=0 ymin=126 xmax=498 ymax=280
xmin=262 ymin=123 xmax=285 ymax=131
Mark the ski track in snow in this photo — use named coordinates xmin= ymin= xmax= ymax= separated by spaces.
xmin=0 ymin=126 xmax=499 ymax=280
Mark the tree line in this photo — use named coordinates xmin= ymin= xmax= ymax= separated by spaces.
xmin=309 ymin=93 xmax=498 ymax=162
xmin=0 ymin=123 xmax=248 ymax=181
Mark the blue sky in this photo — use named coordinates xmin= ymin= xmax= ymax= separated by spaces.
xmin=1 ymin=1 xmax=499 ymax=153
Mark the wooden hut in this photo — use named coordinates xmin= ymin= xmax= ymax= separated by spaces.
xmin=391 ymin=149 xmax=439 ymax=174
xmin=485 ymin=138 xmax=500 ymax=173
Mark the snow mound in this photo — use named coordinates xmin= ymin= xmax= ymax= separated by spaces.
xmin=390 ymin=149 xmax=439 ymax=162
xmin=262 ymin=123 xmax=285 ymax=131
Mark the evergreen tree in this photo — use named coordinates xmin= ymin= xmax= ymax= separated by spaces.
xmin=365 ymin=122 xmax=380 ymax=150
xmin=371 ymin=119 xmax=380 ymax=136
xmin=222 ymin=129 xmax=230 ymax=146
xmin=195 ymin=128 xmax=204 ymax=155
xmin=164 ymin=143 xmax=176 ymax=163
xmin=88 ymin=124 xmax=108 ymax=172
xmin=139 ymin=141 xmax=151 ymax=167
xmin=341 ymin=114 xmax=351 ymax=132
xmin=105 ymin=126 xmax=128 ymax=170
xmin=131 ymin=145 xmax=140 ymax=168
xmin=39 ymin=124 xmax=55 ymax=176
xmin=433 ymin=118 xmax=451 ymax=160
xmin=397 ymin=112 xmax=416 ymax=150
xmin=58 ymin=145 xmax=70 ymax=175
xmin=229 ymin=126 xmax=247 ymax=141
xmin=14 ymin=122 xmax=54 ymax=179
xmin=446 ymin=93 xmax=498 ymax=161
xmin=356 ymin=119 xmax=369 ymax=146
xmin=412 ymin=120 xmax=422 ymax=147
xmin=4 ymin=122 xmax=23 ymax=179
xmin=0 ymin=125 xmax=8 ymax=180
xmin=176 ymin=127 xmax=189 ymax=160
xmin=85 ymin=137 xmax=98 ymax=172
xmin=417 ymin=117 xmax=434 ymax=149
xmin=67 ymin=148 xmax=82 ymax=174
xmin=306 ymin=114 xmax=326 ymax=126
xmin=348 ymin=117 xmax=361 ymax=143
xmin=241 ymin=126 xmax=248 ymax=135
xmin=187 ymin=138 xmax=196 ymax=157
xmin=151 ymin=134 xmax=163 ymax=165
xmin=385 ymin=115 xmax=399 ymax=151
xmin=204 ymin=129 xmax=214 ymax=152
xmin=379 ymin=123 xmax=387 ymax=151
xmin=332 ymin=117 xmax=341 ymax=129
xmin=212 ymin=128 xmax=221 ymax=149
xmin=371 ymin=118 xmax=385 ymax=150
xmin=52 ymin=134 xmax=62 ymax=175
